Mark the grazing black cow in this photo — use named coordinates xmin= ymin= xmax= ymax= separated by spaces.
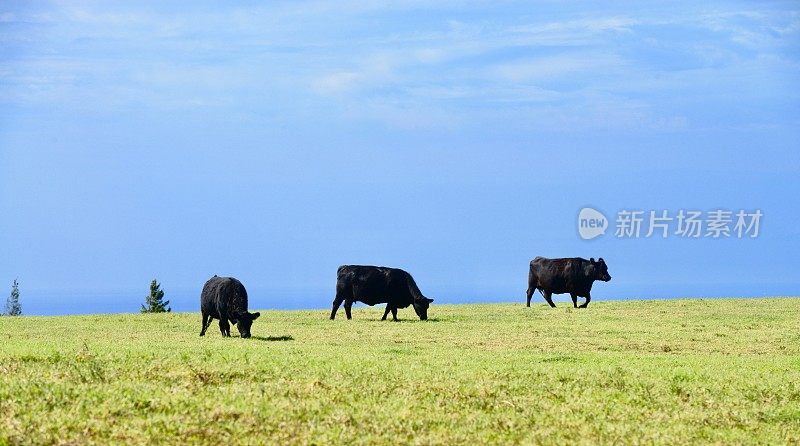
xmin=200 ymin=275 xmax=260 ymax=338
xmin=330 ymin=265 xmax=434 ymax=321
xmin=526 ymin=257 xmax=611 ymax=308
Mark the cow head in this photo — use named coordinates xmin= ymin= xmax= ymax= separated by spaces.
xmin=589 ymin=257 xmax=612 ymax=282
xmin=412 ymin=298 xmax=434 ymax=320
xmin=233 ymin=311 xmax=260 ymax=338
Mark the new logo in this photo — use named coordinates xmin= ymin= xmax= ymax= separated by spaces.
xmin=578 ymin=207 xmax=608 ymax=240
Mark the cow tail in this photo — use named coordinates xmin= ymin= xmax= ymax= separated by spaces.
xmin=233 ymin=284 xmax=240 ymax=314
xmin=528 ymin=262 xmax=540 ymax=296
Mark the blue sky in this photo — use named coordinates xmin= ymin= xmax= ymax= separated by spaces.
xmin=1 ymin=1 xmax=799 ymax=314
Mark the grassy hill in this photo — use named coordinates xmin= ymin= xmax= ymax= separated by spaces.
xmin=1 ymin=298 xmax=799 ymax=445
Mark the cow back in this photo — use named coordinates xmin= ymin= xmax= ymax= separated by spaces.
xmin=201 ymin=276 xmax=249 ymax=319
xmin=337 ymin=265 xmax=419 ymax=308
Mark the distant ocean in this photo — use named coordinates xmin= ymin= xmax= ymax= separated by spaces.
xmin=14 ymin=283 xmax=800 ymax=316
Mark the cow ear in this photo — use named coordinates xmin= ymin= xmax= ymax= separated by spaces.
xmin=251 ymin=312 xmax=260 ymax=320
xmin=599 ymin=257 xmax=604 ymax=262
xmin=590 ymin=257 xmax=595 ymax=263
xmin=426 ymin=298 xmax=434 ymax=303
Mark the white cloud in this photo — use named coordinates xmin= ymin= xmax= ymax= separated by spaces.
xmin=491 ymin=54 xmax=625 ymax=83
xmin=312 ymin=72 xmax=362 ymax=94
xmin=509 ymin=17 xmax=637 ymax=35
xmin=0 ymin=1 xmax=796 ymax=131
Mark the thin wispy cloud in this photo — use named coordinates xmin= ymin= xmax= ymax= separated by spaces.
xmin=0 ymin=1 xmax=797 ymax=130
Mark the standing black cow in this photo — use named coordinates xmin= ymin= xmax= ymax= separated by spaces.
xmin=526 ymin=257 xmax=611 ymax=308
xmin=200 ymin=275 xmax=260 ymax=338
xmin=330 ymin=265 xmax=434 ymax=321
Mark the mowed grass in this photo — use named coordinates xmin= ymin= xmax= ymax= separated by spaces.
xmin=1 ymin=298 xmax=799 ymax=445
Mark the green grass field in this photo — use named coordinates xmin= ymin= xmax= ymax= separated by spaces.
xmin=1 ymin=298 xmax=799 ymax=445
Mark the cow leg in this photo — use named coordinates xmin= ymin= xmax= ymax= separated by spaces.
xmin=542 ymin=290 xmax=556 ymax=308
xmin=570 ymin=293 xmax=578 ymax=308
xmin=579 ymin=293 xmax=591 ymax=308
xmin=219 ymin=319 xmax=231 ymax=337
xmin=381 ymin=305 xmax=391 ymax=321
xmin=200 ymin=313 xmax=212 ymax=336
xmin=526 ymin=287 xmax=534 ymax=307
xmin=391 ymin=307 xmax=398 ymax=322
xmin=344 ymin=300 xmax=353 ymax=320
xmin=330 ymin=296 xmax=344 ymax=320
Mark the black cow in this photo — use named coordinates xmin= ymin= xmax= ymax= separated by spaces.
xmin=200 ymin=275 xmax=260 ymax=338
xmin=526 ymin=257 xmax=611 ymax=308
xmin=330 ymin=265 xmax=434 ymax=321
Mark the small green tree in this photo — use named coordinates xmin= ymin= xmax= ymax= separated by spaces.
xmin=141 ymin=279 xmax=170 ymax=313
xmin=5 ymin=278 xmax=22 ymax=316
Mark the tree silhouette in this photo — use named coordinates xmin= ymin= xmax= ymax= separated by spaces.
xmin=5 ymin=279 xmax=22 ymax=316
xmin=141 ymin=279 xmax=170 ymax=313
